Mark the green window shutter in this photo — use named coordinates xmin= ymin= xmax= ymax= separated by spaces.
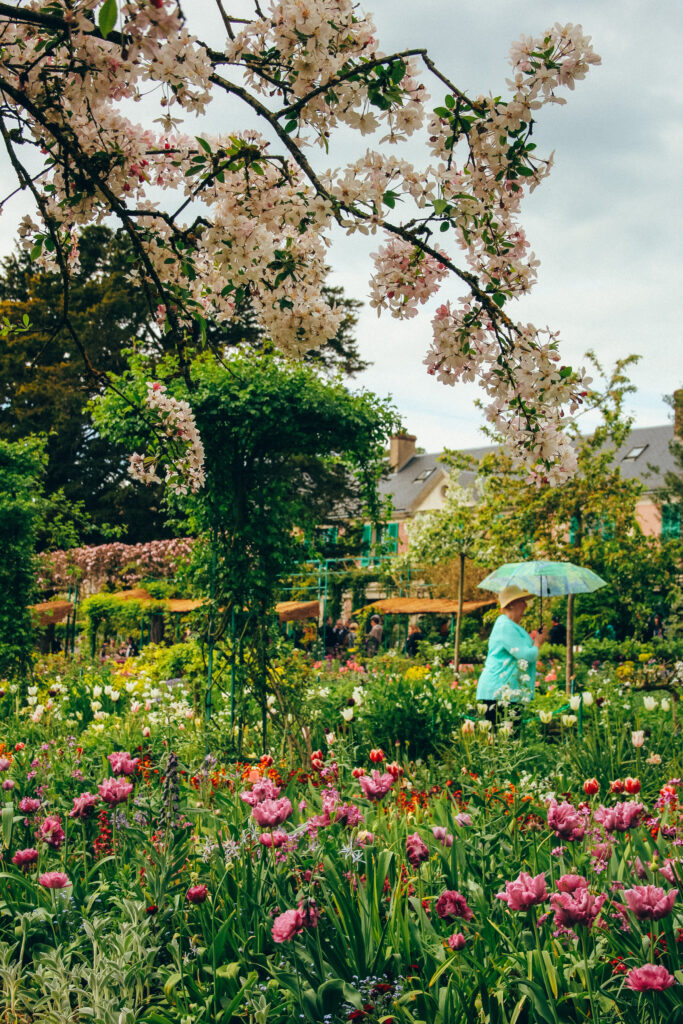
xmin=569 ymin=515 xmax=580 ymax=545
xmin=325 ymin=526 xmax=338 ymax=545
xmin=360 ymin=523 xmax=372 ymax=567
xmin=662 ymin=504 xmax=681 ymax=540
xmin=386 ymin=522 xmax=399 ymax=554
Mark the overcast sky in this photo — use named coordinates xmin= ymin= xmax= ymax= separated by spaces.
xmin=2 ymin=0 xmax=681 ymax=452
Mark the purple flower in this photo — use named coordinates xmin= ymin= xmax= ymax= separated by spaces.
xmin=432 ymin=826 xmax=453 ymax=847
xmin=497 ymin=872 xmax=547 ymax=912
xmin=406 ymin=832 xmax=429 ymax=869
xmin=436 ymin=889 xmax=473 ymax=921
xmin=547 ymin=799 xmax=586 ymax=842
xmin=358 ymin=770 xmax=394 ymax=801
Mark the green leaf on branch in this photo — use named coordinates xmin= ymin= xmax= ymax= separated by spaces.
xmin=98 ymin=0 xmax=117 ymax=39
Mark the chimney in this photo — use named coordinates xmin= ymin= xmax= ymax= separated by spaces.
xmin=674 ymin=389 xmax=683 ymax=438
xmin=389 ymin=433 xmax=417 ymax=471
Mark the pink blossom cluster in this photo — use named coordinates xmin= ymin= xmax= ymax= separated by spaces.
xmin=547 ymin=799 xmax=586 ymax=842
xmin=0 ymin=0 xmax=600 ymax=483
xmin=37 ymin=537 xmax=194 ymax=592
xmin=129 ymin=382 xmax=206 ymax=496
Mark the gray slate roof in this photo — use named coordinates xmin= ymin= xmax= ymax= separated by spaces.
xmin=381 ymin=425 xmax=678 ymax=515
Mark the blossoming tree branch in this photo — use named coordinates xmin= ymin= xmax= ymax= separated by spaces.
xmin=0 ymin=0 xmax=600 ymax=487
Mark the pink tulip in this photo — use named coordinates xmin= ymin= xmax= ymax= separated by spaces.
xmin=406 ymin=832 xmax=429 ymax=869
xmin=448 ymin=932 xmax=466 ymax=950
xmin=107 ymin=751 xmax=140 ymax=776
xmin=497 ymin=872 xmax=547 ymax=911
xmin=259 ymin=830 xmax=288 ymax=847
xmin=12 ymin=848 xmax=39 ymax=868
xmin=623 ymin=885 xmax=677 ymax=921
xmin=0 ymin=757 xmax=11 ymax=772
xmin=251 ymin=797 xmax=293 ymax=827
xmin=358 ymin=770 xmax=394 ymax=800
xmin=39 ymin=871 xmax=70 ymax=889
xmin=19 ymin=797 xmax=41 ymax=814
xmin=272 ymin=908 xmax=304 ymax=943
xmin=593 ymin=801 xmax=643 ymax=832
xmin=37 ymin=815 xmax=65 ymax=849
xmin=557 ymin=874 xmax=588 ymax=893
xmin=2 ymin=779 xmax=15 ymax=791
xmin=547 ymin=799 xmax=585 ymax=842
xmin=98 ymin=777 xmax=133 ymax=806
xmin=432 ymin=826 xmax=453 ymax=847
xmin=626 ymin=964 xmax=676 ymax=991
xmin=69 ymin=792 xmax=100 ymax=819
xmin=550 ymin=887 xmax=605 ymax=929
xmin=436 ymin=889 xmax=473 ymax=921
xmin=187 ymin=884 xmax=208 ymax=904
xmin=240 ymin=778 xmax=281 ymax=806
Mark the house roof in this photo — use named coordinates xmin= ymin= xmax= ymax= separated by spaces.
xmin=380 ymin=425 xmax=677 ymax=514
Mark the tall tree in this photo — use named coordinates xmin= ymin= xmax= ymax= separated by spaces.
xmin=0 ymin=228 xmax=368 ymax=542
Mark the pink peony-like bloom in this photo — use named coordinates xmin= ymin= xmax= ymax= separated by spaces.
xmin=436 ymin=889 xmax=474 ymax=921
xmin=432 ymin=826 xmax=453 ymax=847
xmin=593 ymin=801 xmax=643 ymax=832
xmin=259 ymin=830 xmax=288 ymax=847
xmin=406 ymin=832 xmax=429 ymax=869
xmin=358 ymin=770 xmax=394 ymax=801
xmin=557 ymin=874 xmax=588 ymax=894
xmin=272 ymin=908 xmax=304 ymax=943
xmin=497 ymin=872 xmax=547 ymax=911
xmin=108 ymin=751 xmax=140 ymax=776
xmin=547 ymin=799 xmax=585 ymax=842
xmin=187 ymin=884 xmax=208 ymax=904
xmin=550 ymin=888 xmax=605 ymax=929
xmin=659 ymin=859 xmax=681 ymax=885
xmin=623 ymin=885 xmax=677 ymax=921
xmin=454 ymin=812 xmax=472 ymax=827
xmin=19 ymin=797 xmax=41 ymax=814
xmin=98 ymin=777 xmax=133 ymax=806
xmin=39 ymin=871 xmax=70 ymax=889
xmin=240 ymin=778 xmax=281 ymax=806
xmin=448 ymin=932 xmax=466 ymax=950
xmin=251 ymin=797 xmax=293 ymax=828
xmin=2 ymin=779 xmax=15 ymax=791
xmin=12 ymin=848 xmax=39 ymax=868
xmin=626 ymin=964 xmax=676 ymax=992
xmin=69 ymin=792 xmax=100 ymax=819
xmin=0 ymin=757 xmax=11 ymax=771
xmin=37 ymin=815 xmax=65 ymax=849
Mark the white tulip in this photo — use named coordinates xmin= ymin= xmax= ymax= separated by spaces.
xmin=569 ymin=695 xmax=581 ymax=711
xmin=582 ymin=691 xmax=593 ymax=707
xmin=643 ymin=696 xmax=657 ymax=711
xmin=539 ymin=710 xmax=553 ymax=724
xmin=661 ymin=698 xmax=671 ymax=712
xmin=562 ymin=714 xmax=577 ymax=727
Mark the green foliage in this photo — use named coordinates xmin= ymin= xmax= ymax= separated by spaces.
xmin=0 ymin=436 xmax=47 ymax=677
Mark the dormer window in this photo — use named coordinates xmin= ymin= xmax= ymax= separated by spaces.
xmin=413 ymin=468 xmax=434 ymax=482
xmin=622 ymin=444 xmax=648 ymax=461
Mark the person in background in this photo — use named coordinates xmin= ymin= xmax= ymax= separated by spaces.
xmin=345 ymin=621 xmax=359 ymax=651
xmin=322 ymin=616 xmax=335 ymax=656
xmin=365 ymin=615 xmax=383 ymax=656
xmin=476 ymin=585 xmax=547 ymax=732
xmin=651 ymin=613 xmax=665 ymax=639
xmin=548 ymin=614 xmax=567 ymax=645
xmin=333 ymin=619 xmax=348 ymax=654
xmin=405 ymin=622 xmax=423 ymax=657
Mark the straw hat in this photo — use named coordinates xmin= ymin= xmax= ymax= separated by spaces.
xmin=498 ymin=585 xmax=534 ymax=610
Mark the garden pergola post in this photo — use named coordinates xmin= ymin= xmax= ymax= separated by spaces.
xmin=566 ymin=594 xmax=575 ymax=696
xmin=454 ymin=552 xmax=465 ymax=680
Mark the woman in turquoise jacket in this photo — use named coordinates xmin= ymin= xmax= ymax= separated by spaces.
xmin=476 ymin=584 xmax=547 ymax=731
